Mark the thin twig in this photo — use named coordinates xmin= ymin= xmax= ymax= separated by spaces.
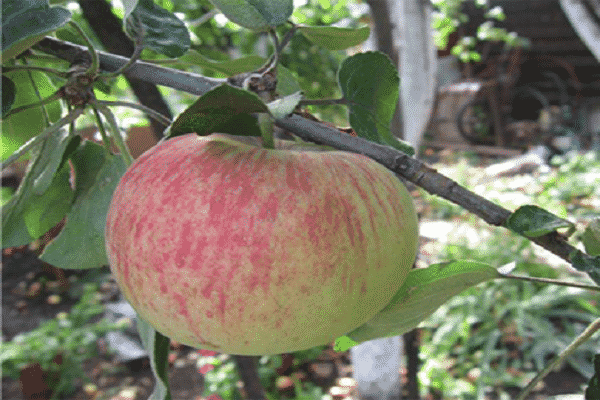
xmin=274 ymin=114 xmax=596 ymax=272
xmin=500 ymin=274 xmax=600 ymax=292
xmin=515 ymin=318 xmax=600 ymax=400
xmin=96 ymin=100 xmax=172 ymax=126
xmin=277 ymin=22 xmax=299 ymax=54
xmin=253 ymin=29 xmax=279 ymax=79
xmin=2 ymin=64 xmax=69 ymax=78
xmin=24 ymin=64 xmax=52 ymax=126
xmin=102 ymin=13 xmax=146 ymax=78
xmin=3 ymin=108 xmax=84 ymax=167
xmin=3 ymin=92 xmax=63 ymax=119
xmin=68 ymin=21 xmax=99 ymax=76
xmin=269 ymin=28 xmax=280 ymax=56
xmin=35 ymin=37 xmax=226 ymax=95
xmin=299 ymin=98 xmax=348 ymax=106
xmin=188 ymin=9 xmax=218 ymax=27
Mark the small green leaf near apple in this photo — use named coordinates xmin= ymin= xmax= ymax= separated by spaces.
xmin=105 ymin=133 xmax=419 ymax=355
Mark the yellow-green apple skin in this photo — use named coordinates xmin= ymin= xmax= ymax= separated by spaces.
xmin=105 ymin=133 xmax=418 ymax=355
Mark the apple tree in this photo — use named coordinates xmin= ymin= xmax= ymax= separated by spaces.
xmin=2 ymin=0 xmax=600 ymax=399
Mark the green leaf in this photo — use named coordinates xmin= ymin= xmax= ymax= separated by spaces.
xmin=583 ymin=219 xmax=600 ymax=256
xmin=299 ymin=26 xmax=370 ymax=50
xmin=31 ymin=128 xmax=74 ymax=195
xmin=267 ymin=91 xmax=302 ymax=120
xmin=40 ymin=141 xmax=128 ymax=269
xmin=333 ymin=336 xmax=358 ymax=353
xmin=1 ymin=187 xmax=15 ymax=207
xmin=1 ymin=70 xmax=63 ymax=161
xmin=178 ymin=51 xmax=265 ymax=76
xmin=276 ymin=64 xmax=302 ymax=96
xmin=485 ymin=6 xmax=506 ymax=21
xmin=168 ymin=83 xmax=268 ymax=138
xmin=569 ymin=250 xmax=600 ymax=286
xmin=124 ymin=0 xmax=190 ymax=58
xmin=208 ymin=0 xmax=293 ymax=31
xmin=2 ymin=128 xmax=75 ymax=248
xmin=2 ymin=76 xmax=16 ymax=118
xmin=1 ymin=0 xmax=71 ymax=62
xmin=586 ymin=354 xmax=600 ymax=400
xmin=337 ymin=52 xmax=414 ymax=156
xmin=23 ymin=162 xmax=73 ymax=238
xmin=334 ymin=261 xmax=499 ymax=351
xmin=506 ymin=205 xmax=575 ymax=237
xmin=137 ymin=317 xmax=172 ymax=400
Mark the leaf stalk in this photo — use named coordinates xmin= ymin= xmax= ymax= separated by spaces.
xmin=500 ymin=274 xmax=600 ymax=292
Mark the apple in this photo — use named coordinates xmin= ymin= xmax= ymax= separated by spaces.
xmin=105 ymin=133 xmax=418 ymax=355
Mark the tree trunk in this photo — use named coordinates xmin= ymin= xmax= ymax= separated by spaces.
xmin=365 ymin=0 xmax=399 ymax=66
xmin=402 ymin=329 xmax=421 ymax=400
xmin=399 ymin=0 xmax=438 ymax=152
xmin=233 ymin=355 xmax=267 ymax=400
xmin=78 ymin=0 xmax=173 ymax=140
xmin=351 ymin=336 xmax=403 ymax=400
xmin=560 ymin=0 xmax=600 ymax=62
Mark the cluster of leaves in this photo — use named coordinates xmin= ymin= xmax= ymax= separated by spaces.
xmin=0 ymin=284 xmax=128 ymax=399
xmin=431 ymin=0 xmax=530 ymax=62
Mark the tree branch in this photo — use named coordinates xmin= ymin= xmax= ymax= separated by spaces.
xmin=35 ymin=37 xmax=226 ymax=97
xmin=275 ymin=114 xmax=596 ymax=272
xmin=32 ymin=37 xmax=598 ymax=278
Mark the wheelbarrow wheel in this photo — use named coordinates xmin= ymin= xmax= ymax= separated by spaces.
xmin=456 ymin=97 xmax=495 ymax=145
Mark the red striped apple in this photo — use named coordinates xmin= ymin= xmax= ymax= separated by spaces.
xmin=105 ymin=133 xmax=418 ymax=355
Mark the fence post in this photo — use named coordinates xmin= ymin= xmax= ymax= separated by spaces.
xmin=350 ymin=336 xmax=403 ymax=400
